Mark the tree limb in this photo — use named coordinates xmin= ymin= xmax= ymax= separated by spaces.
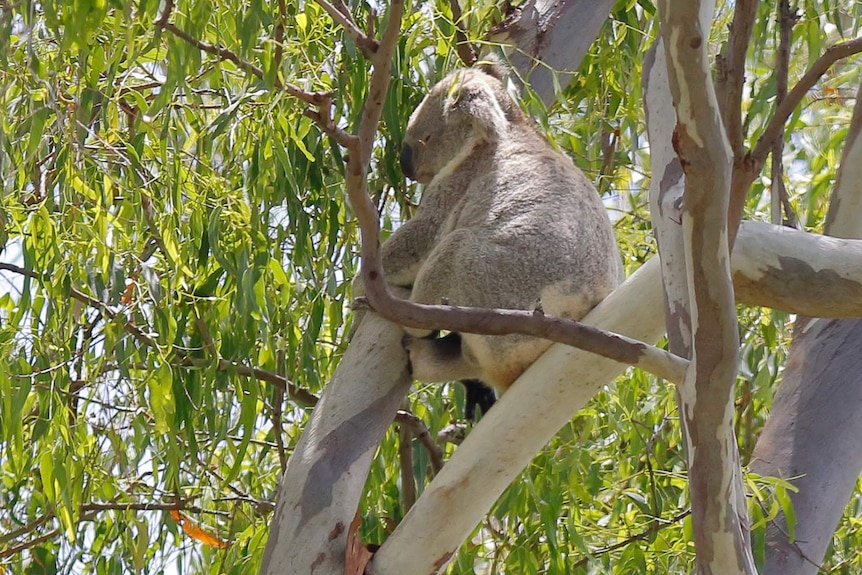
xmin=750 ymin=36 xmax=862 ymax=171
xmin=315 ymin=0 xmax=380 ymax=59
xmin=769 ymin=0 xmax=796 ymax=226
xmin=715 ymin=0 xmax=759 ymax=158
xmin=658 ymin=0 xmax=754 ymax=572
xmin=156 ymin=0 xmax=330 ymax=106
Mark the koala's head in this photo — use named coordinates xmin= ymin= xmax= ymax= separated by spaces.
xmin=401 ymin=63 xmax=520 ymax=183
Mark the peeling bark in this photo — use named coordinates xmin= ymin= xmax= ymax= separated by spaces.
xmin=733 ymin=221 xmax=862 ymax=317
xmin=655 ymin=0 xmax=755 ymax=572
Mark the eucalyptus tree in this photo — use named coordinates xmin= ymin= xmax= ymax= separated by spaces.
xmin=2 ymin=1 xmax=862 ymax=574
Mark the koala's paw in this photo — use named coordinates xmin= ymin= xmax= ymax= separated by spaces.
xmin=350 ymin=296 xmax=370 ymax=310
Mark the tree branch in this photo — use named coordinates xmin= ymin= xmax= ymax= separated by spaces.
xmin=155 ymin=0 xmax=330 ymax=106
xmin=0 ymin=500 xmax=225 ymax=560
xmin=274 ymin=0 xmax=286 ymax=73
xmin=658 ymin=0 xmax=754 ymax=572
xmin=572 ymin=509 xmax=691 ymax=568
xmin=216 ymin=359 xmax=318 ymax=408
xmin=0 ymin=263 xmax=318 ymax=408
xmin=315 ymin=0 xmax=380 ymax=58
xmin=715 ymin=0 xmax=759 ymax=159
xmin=0 ymin=525 xmax=62 ymax=559
xmin=448 ymin=0 xmax=478 ymax=66
xmin=769 ymin=0 xmax=797 ymax=226
xmin=355 ymin=298 xmax=689 ymax=384
xmin=0 ymin=513 xmax=53 ymax=546
xmin=750 ymin=36 xmax=862 ymax=169
xmin=395 ymin=410 xmax=445 ymax=475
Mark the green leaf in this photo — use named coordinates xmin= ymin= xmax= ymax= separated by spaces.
xmin=148 ymin=363 xmax=176 ymax=435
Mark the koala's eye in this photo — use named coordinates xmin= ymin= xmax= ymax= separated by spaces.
xmin=420 ymin=134 xmax=432 ymax=146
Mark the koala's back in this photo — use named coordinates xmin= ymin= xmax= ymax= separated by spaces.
xmin=422 ymin=122 xmax=622 ymax=320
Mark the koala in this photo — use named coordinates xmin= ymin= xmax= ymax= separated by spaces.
xmin=365 ymin=63 xmax=623 ymax=418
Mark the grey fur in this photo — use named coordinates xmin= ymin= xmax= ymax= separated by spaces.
xmin=370 ymin=66 xmax=623 ymax=392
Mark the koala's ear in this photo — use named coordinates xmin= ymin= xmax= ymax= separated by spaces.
xmin=446 ymin=82 xmax=507 ymax=139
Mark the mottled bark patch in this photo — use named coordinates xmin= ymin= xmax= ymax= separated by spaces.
xmin=296 ymin=391 xmax=406 ymax=532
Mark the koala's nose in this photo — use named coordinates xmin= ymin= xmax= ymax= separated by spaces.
xmin=400 ymin=144 xmax=415 ymax=180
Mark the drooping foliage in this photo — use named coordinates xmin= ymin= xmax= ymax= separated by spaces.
xmin=0 ymin=1 xmax=860 ymax=573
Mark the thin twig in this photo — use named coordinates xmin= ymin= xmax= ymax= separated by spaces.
xmin=0 ymin=263 xmax=318 ymax=408
xmin=750 ymin=36 xmax=862 ymax=167
xmin=395 ymin=410 xmax=445 ymax=475
xmin=80 ymin=501 xmax=221 ymax=514
xmin=770 ymin=0 xmax=799 ymax=227
xmin=216 ymin=360 xmax=318 ymax=408
xmin=0 ymin=525 xmax=62 ymax=559
xmin=0 ymin=501 xmax=226 ymax=559
xmin=0 ymin=513 xmax=53 ymax=546
xmin=715 ymin=0 xmax=759 ymax=158
xmin=160 ymin=21 xmax=265 ymax=78
xmin=598 ymin=127 xmax=618 ymax=195
xmin=448 ymin=0 xmax=478 ymax=66
xmin=274 ymin=0 xmax=286 ymax=73
xmin=315 ymin=0 xmax=379 ymax=58
xmin=571 ymin=509 xmax=691 ymax=568
xmin=155 ymin=1 xmax=330 ymax=106
xmin=273 ymin=349 xmax=289 ymax=471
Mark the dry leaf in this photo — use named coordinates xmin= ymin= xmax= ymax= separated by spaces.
xmin=170 ymin=509 xmax=230 ymax=549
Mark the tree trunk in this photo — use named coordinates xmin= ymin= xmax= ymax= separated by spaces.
xmin=750 ymin=81 xmax=862 ymax=575
xmin=752 ymin=318 xmax=862 ymax=574
xmin=259 ymin=313 xmax=411 ymax=575
xmin=648 ymin=1 xmax=755 ymax=569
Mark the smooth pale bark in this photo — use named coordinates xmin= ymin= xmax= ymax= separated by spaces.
xmin=644 ymin=40 xmax=691 ymax=355
xmin=259 ymin=313 xmax=411 ymax=575
xmin=371 ymin=255 xmax=668 ymax=575
xmin=490 ymin=0 xmax=615 ymax=105
xmin=656 ymin=1 xmax=755 ymax=573
xmin=751 ymin=81 xmax=862 ymax=575
xmin=752 ymin=319 xmax=862 ymax=575
xmin=732 ymin=221 xmax=862 ymax=317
